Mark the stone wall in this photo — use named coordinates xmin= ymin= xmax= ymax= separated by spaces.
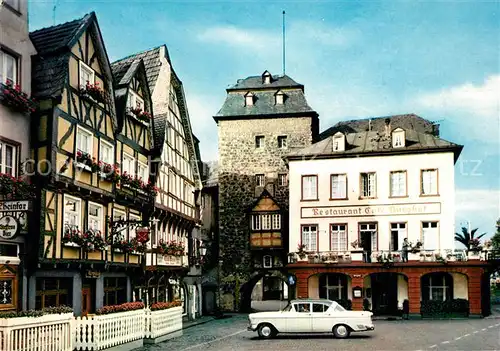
xmin=217 ymin=116 xmax=316 ymax=309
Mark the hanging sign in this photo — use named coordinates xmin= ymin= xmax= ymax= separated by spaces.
xmin=0 ymin=215 xmax=19 ymax=239
xmin=136 ymin=228 xmax=150 ymax=243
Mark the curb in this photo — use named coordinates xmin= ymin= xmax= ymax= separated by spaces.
xmin=182 ymin=317 xmax=216 ymax=330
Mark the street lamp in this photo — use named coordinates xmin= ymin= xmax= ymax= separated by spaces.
xmin=199 ymin=244 xmax=207 ymax=257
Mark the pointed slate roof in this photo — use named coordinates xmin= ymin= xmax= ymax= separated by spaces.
xmin=287 ymin=114 xmax=463 ymax=162
xmin=30 ymin=12 xmax=117 ymax=125
xmin=228 ymin=74 xmax=303 ymax=91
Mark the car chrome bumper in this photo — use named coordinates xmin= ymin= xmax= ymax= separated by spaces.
xmin=365 ymin=325 xmax=375 ymax=331
xmin=247 ymin=326 xmax=257 ymax=331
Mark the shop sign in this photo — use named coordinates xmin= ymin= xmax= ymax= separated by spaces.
xmin=0 ymin=201 xmax=32 ymax=212
xmin=0 ymin=215 xmax=19 ymax=239
xmin=301 ymin=202 xmax=441 ymax=218
xmin=85 ymin=271 xmax=100 ymax=278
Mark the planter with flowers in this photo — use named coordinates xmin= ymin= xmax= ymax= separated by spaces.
xmin=108 ymin=234 xmax=134 ymax=254
xmin=0 ymin=79 xmax=37 ymax=114
xmin=81 ymin=229 xmax=107 ymax=252
xmin=62 ymin=226 xmax=82 ymax=247
xmin=157 ymin=240 xmax=185 ymax=256
xmin=128 ymin=108 xmax=152 ymax=124
xmin=79 ymin=82 xmax=105 ymax=104
xmin=0 ymin=173 xmax=36 ymax=200
xmin=75 ymin=151 xmax=99 ymax=172
xmin=468 ymin=239 xmax=483 ymax=259
xmin=296 ymin=243 xmax=308 ymax=261
xmin=144 ymin=181 xmax=159 ymax=198
xmin=99 ymin=161 xmax=120 ymax=183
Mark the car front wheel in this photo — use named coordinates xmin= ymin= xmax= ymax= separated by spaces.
xmin=257 ymin=323 xmax=276 ymax=339
xmin=333 ymin=324 xmax=351 ymax=339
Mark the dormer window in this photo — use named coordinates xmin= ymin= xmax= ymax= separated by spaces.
xmin=332 ymin=132 xmax=345 ymax=152
xmin=245 ymin=92 xmax=255 ymax=106
xmin=392 ymin=128 xmax=406 ymax=148
xmin=275 ymin=90 xmax=285 ymax=105
xmin=262 ymin=70 xmax=272 ymax=84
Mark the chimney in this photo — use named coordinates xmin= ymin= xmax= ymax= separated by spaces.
xmin=432 ymin=123 xmax=440 ymax=137
xmin=384 ymin=118 xmax=391 ymax=137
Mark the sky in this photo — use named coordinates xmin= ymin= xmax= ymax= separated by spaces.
xmin=28 ymin=0 xmax=499 ymax=237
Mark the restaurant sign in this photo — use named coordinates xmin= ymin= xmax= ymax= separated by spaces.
xmin=301 ymin=203 xmax=441 ymax=219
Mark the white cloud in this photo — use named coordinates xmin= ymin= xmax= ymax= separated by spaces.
xmin=197 ymin=25 xmax=280 ymax=51
xmin=456 ymin=189 xmax=500 ymax=212
xmin=416 ymin=75 xmax=500 ymax=142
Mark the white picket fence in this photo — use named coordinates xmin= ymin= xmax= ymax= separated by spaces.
xmin=144 ymin=306 xmax=182 ymax=340
xmin=0 ymin=313 xmax=74 ymax=351
xmin=74 ymin=309 xmax=145 ymax=350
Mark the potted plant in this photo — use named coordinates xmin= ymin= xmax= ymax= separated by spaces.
xmin=0 ymin=79 xmax=37 ymax=114
xmin=79 ymin=81 xmax=105 ymax=104
xmin=129 ymin=107 xmax=152 ymax=124
xmin=435 ymin=253 xmax=447 ymax=263
xmin=296 ymin=243 xmax=307 ymax=261
xmin=287 ymin=252 xmax=297 ymax=263
xmin=99 ymin=162 xmax=120 ymax=183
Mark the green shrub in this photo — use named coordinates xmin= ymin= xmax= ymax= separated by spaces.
xmin=0 ymin=305 xmax=73 ymax=319
xmin=421 ymin=299 xmax=469 ymax=316
xmin=363 ymin=298 xmax=371 ymax=311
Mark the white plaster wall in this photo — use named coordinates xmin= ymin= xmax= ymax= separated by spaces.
xmin=451 ymin=273 xmax=469 ymax=299
xmin=397 ymin=275 xmax=408 ymax=309
xmin=289 ymin=152 xmax=456 ymax=253
xmin=0 ymin=0 xmax=37 ymax=165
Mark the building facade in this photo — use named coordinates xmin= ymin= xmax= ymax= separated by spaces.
xmin=214 ymin=70 xmax=319 ymax=311
xmin=112 ymin=45 xmax=203 ymax=320
xmin=286 ymin=115 xmax=489 ymax=317
xmin=0 ymin=0 xmax=37 ymax=312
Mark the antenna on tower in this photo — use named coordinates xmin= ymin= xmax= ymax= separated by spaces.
xmin=53 ymin=0 xmax=60 ymax=25
xmin=282 ymin=10 xmax=286 ymax=76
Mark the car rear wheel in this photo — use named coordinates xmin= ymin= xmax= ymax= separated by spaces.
xmin=257 ymin=323 xmax=276 ymax=339
xmin=333 ymin=324 xmax=351 ymax=338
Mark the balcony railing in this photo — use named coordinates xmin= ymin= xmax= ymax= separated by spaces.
xmin=287 ymin=248 xmax=486 ymax=264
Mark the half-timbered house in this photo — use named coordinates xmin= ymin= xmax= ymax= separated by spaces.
xmin=112 ymin=46 xmax=203 ymax=319
xmin=28 ymin=12 xmax=149 ymax=316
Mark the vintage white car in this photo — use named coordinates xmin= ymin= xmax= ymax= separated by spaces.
xmin=247 ymin=299 xmax=374 ymax=339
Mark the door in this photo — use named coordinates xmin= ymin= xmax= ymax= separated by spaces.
xmin=361 ymin=232 xmax=372 ymax=262
xmin=311 ymin=302 xmax=333 ymax=332
xmin=81 ymin=288 xmax=91 ymax=316
xmin=286 ymin=303 xmax=313 ymax=332
xmin=371 ymin=274 xmax=398 ymax=315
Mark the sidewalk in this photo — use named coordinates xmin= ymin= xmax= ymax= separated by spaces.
xmin=182 ymin=315 xmax=216 ymax=329
xmin=485 ymin=305 xmax=500 ymax=319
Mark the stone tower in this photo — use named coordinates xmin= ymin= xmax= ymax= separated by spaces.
xmin=213 ymin=70 xmax=319 ymax=311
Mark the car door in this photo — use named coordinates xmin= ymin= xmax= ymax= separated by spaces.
xmin=286 ymin=303 xmax=313 ymax=333
xmin=312 ymin=303 xmax=333 ymax=332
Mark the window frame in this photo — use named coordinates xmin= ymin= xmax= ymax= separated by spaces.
xmin=122 ymin=152 xmax=135 ymax=176
xmin=330 ymin=173 xmax=348 ymax=200
xmin=3 ymin=0 xmax=20 ymax=12
xmin=255 ymin=135 xmax=265 ymax=149
xmin=420 ymin=169 xmax=439 ymax=196
xmin=421 ymin=221 xmax=440 ymax=250
xmin=359 ymin=172 xmax=377 ymax=199
xmin=301 ymin=224 xmax=318 ymax=252
xmin=127 ymin=89 xmax=145 ymax=111
xmin=129 ymin=213 xmax=141 ymax=240
xmin=76 ymin=125 xmax=93 ymax=156
xmin=389 ymin=170 xmax=408 ymax=198
xmin=35 ymin=278 xmax=71 ymax=310
xmin=78 ymin=60 xmax=95 ymax=88
xmin=272 ymin=214 xmax=281 ymax=230
xmin=88 ymin=202 xmax=104 ymax=233
xmin=0 ymin=49 xmax=19 ymax=85
xmin=301 ymin=175 xmax=318 ymax=201
xmin=358 ymin=222 xmax=378 ymax=251
xmin=103 ymin=277 xmax=127 ymax=307
xmin=278 ymin=173 xmax=288 ymax=187
xmin=63 ymin=195 xmax=82 ymax=228
xmin=137 ymin=160 xmax=148 ymax=182
xmin=277 ymin=135 xmax=287 ymax=149
xmin=263 ymin=255 xmax=272 ymax=268
xmin=390 ymin=222 xmax=407 ymax=251
xmin=0 ymin=139 xmax=19 ymax=176
xmin=99 ymin=139 xmax=114 ymax=165
xmin=330 ymin=223 xmax=347 ymax=252
xmin=255 ymin=174 xmax=265 ymax=187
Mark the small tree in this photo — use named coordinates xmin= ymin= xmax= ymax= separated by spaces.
xmin=455 ymin=226 xmax=486 ymax=251
xmin=491 ymin=219 xmax=500 ymax=250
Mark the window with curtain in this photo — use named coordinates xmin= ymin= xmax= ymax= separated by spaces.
xmin=421 ymin=169 xmax=438 ymax=195
xmin=330 ymin=224 xmax=347 ymax=252
xmin=331 ymin=174 xmax=347 ymax=199
xmin=302 ymin=176 xmax=318 ymax=200
xmin=422 ymin=221 xmax=439 ymax=250
xmin=301 ymin=225 xmax=317 ymax=251
xmin=390 ymin=171 xmax=407 ymax=197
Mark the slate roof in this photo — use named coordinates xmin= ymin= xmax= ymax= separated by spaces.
xmin=319 ymin=113 xmax=438 ymax=140
xmin=111 ymin=46 xmax=164 ymax=91
xmin=288 ymin=115 xmax=462 ymax=161
xmin=227 ymin=74 xmax=303 ymax=91
xmin=29 ymin=13 xmax=92 ymax=98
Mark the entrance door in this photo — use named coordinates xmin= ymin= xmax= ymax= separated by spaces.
xmin=82 ymin=288 xmax=91 ymax=316
xmin=371 ymin=273 xmax=398 ymax=315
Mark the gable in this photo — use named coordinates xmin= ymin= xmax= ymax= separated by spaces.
xmin=252 ymin=193 xmax=280 ymax=212
xmin=71 ymin=28 xmax=104 ymax=76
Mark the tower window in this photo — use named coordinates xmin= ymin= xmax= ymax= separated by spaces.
xmin=277 ymin=136 xmax=287 ymax=149
xmin=255 ymin=136 xmax=265 ymax=149
xmin=255 ymin=174 xmax=265 ymax=187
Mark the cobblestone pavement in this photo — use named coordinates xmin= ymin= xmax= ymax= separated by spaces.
xmin=143 ymin=315 xmax=500 ymax=351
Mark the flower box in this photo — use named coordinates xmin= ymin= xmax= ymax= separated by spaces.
xmin=63 ymin=242 xmax=81 ymax=248
xmin=0 ymin=80 xmax=37 ymax=114
xmin=79 ymin=82 xmax=105 ymax=104
xmin=74 ymin=162 xmax=92 ymax=171
xmin=128 ymin=108 xmax=152 ymax=124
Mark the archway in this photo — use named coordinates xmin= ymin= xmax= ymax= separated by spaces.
xmin=368 ymin=272 xmax=408 ymax=315
xmin=307 ymin=273 xmax=351 ymax=309
xmin=420 ymin=272 xmax=453 ymax=301
xmin=240 ymin=270 xmax=290 ymax=313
